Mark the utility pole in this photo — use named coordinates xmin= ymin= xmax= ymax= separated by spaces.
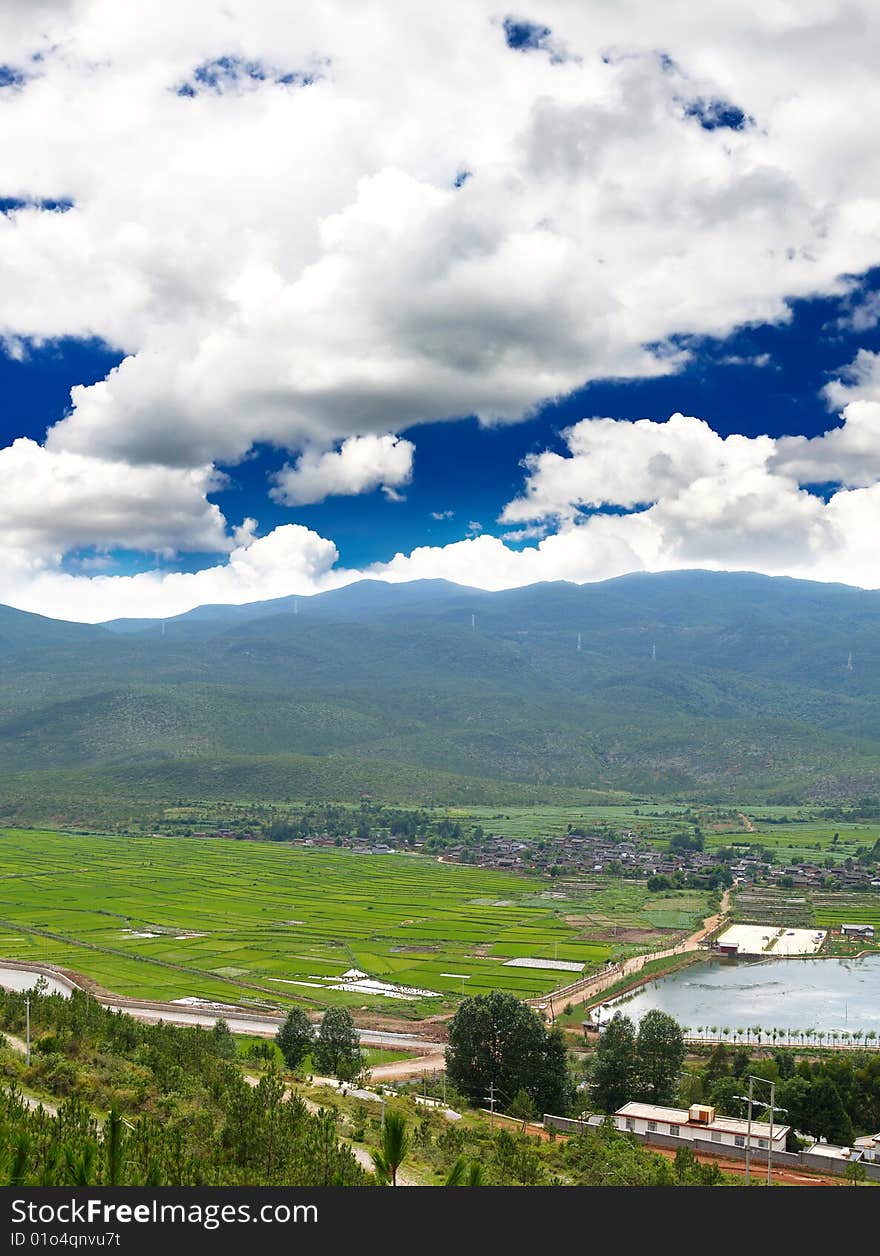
xmin=767 ymin=1081 xmax=775 ymax=1188
xmin=736 ymin=1075 xmax=785 ymax=1187
xmin=486 ymin=1082 xmax=497 ymax=1131
xmin=25 ymin=995 xmax=30 ymax=1068
xmin=744 ymin=1076 xmax=754 ymax=1185
xmin=765 ymin=1087 xmax=787 ymax=1187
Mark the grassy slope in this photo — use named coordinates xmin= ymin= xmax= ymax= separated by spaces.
xmin=2 ymin=571 xmax=880 ymax=807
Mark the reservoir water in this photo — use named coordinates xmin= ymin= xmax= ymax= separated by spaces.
xmin=0 ymin=964 xmax=73 ymax=998
xmin=601 ymin=955 xmax=880 ymax=1037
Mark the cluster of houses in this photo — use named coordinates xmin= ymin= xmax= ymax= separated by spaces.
xmin=438 ymin=831 xmax=722 ymax=876
xmin=432 ymin=831 xmax=753 ymax=883
xmin=187 ymin=821 xmax=880 ymax=895
xmin=762 ymin=860 xmax=880 ymax=891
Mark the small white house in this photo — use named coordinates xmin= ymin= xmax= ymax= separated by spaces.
xmin=614 ymin=1102 xmax=788 ymax=1152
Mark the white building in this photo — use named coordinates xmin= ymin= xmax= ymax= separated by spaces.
xmin=614 ymin=1102 xmax=788 ymax=1152
xmin=801 ymin=1141 xmax=864 ymax=1167
xmin=854 ymin=1132 xmax=880 ymax=1162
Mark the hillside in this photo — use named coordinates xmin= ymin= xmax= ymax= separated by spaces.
xmin=1 ymin=571 xmax=880 ymax=808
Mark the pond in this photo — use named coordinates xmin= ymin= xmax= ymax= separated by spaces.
xmin=0 ymin=964 xmax=73 ymax=999
xmin=599 ymin=954 xmax=880 ymax=1037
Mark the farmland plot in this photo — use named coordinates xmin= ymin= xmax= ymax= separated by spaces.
xmin=0 ymin=829 xmax=633 ymax=1012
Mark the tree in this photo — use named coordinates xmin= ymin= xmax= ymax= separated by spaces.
xmin=372 ymin=1111 xmax=409 ymax=1186
xmin=635 ymin=1010 xmax=685 ymax=1105
xmin=276 ymin=1008 xmax=314 ymax=1072
xmin=707 ymin=1075 xmax=747 ymax=1117
xmin=103 ymin=1105 xmax=125 ymax=1186
xmin=508 ymin=1087 xmax=537 ymax=1133
xmin=444 ymin=1156 xmax=484 ymax=1185
xmin=803 ymin=1078 xmax=854 ymax=1145
xmin=590 ymin=1013 xmax=638 ymax=1113
xmin=704 ymin=1042 xmax=731 ymax=1086
xmin=491 ymin=1128 xmax=546 ymax=1185
xmin=210 ymin=1017 xmax=236 ymax=1059
xmin=843 ymin=1159 xmax=867 ymax=1186
xmin=312 ymin=1007 xmax=365 ymax=1081
xmin=445 ymin=992 xmax=572 ymax=1116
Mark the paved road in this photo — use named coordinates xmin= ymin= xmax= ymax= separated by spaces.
xmin=102 ymin=1003 xmax=433 ymax=1051
xmin=0 ymin=959 xmax=436 ymax=1051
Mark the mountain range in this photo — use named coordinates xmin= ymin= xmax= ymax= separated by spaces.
xmin=1 ymin=570 xmax=879 ymax=811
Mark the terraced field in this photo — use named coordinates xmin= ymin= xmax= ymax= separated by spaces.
xmin=704 ymin=817 xmax=880 ymax=863
xmin=813 ymin=893 xmax=880 ymax=931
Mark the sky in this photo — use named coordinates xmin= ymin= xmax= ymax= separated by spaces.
xmin=2 ymin=1 xmax=880 ymax=622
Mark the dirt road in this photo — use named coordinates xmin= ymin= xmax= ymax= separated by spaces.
xmin=370 ymin=1050 xmax=446 ymax=1081
xmin=1 ymin=1031 xmax=59 ymax=1114
xmin=535 ymin=889 xmax=732 ymax=1019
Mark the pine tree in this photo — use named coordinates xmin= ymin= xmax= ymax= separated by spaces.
xmin=276 ymin=1008 xmax=315 ymax=1071
xmin=589 ymin=1013 xmax=639 ymax=1113
xmin=312 ymin=1007 xmax=364 ymax=1080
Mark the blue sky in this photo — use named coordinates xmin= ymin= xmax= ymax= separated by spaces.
xmin=2 ymin=3 xmax=880 ymax=619
xmin=4 ymin=271 xmax=878 ymax=575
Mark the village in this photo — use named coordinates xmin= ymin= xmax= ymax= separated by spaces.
xmin=193 ymin=820 xmax=880 ymax=895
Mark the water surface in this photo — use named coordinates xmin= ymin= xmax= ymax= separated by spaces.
xmin=601 ymin=955 xmax=880 ymax=1036
xmin=0 ymin=964 xmax=73 ymax=998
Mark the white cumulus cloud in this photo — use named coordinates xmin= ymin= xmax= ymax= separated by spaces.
xmin=0 ymin=524 xmax=350 ymax=623
xmin=0 ymin=439 xmax=229 ymax=557
xmin=270 ymin=433 xmax=414 ymax=506
xmin=2 ymin=3 xmax=880 ymax=617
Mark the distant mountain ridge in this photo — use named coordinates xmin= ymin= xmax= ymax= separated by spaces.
xmin=1 ymin=570 xmax=879 ymax=805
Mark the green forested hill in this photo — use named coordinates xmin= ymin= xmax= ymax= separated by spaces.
xmin=1 ymin=570 xmax=880 ymax=805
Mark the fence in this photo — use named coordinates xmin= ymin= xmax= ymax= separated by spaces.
xmin=542 ymin=1114 xmax=880 ymax=1182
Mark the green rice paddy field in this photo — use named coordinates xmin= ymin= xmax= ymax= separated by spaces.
xmin=0 ymin=829 xmax=710 ymax=1016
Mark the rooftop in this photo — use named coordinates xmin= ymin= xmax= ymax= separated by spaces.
xmin=616 ymin=1101 xmax=789 ymax=1140
xmin=803 ymin=1142 xmax=862 ymax=1161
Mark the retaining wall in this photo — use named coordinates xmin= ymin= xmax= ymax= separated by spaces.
xmin=542 ymin=1114 xmax=880 ymax=1181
